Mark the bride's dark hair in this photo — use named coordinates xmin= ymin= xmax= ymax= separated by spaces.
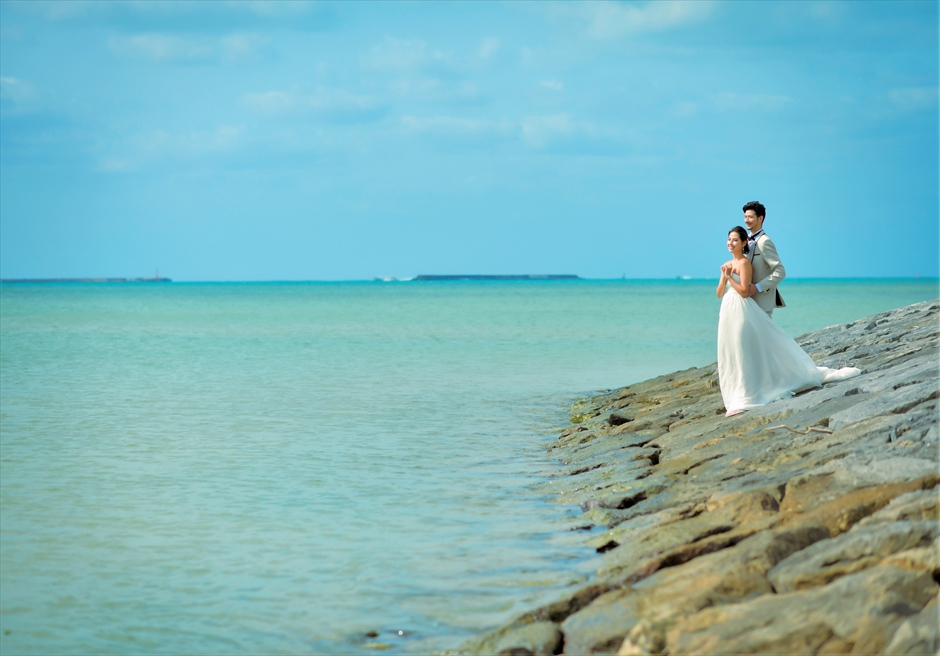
xmin=730 ymin=226 xmax=749 ymax=254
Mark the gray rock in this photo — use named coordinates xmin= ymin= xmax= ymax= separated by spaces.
xmin=883 ymin=597 xmax=940 ymax=655
xmin=829 ymin=379 xmax=939 ymax=431
xmin=768 ymin=521 xmax=940 ymax=592
xmin=857 ymin=489 xmax=940 ymax=526
xmin=491 ymin=621 xmax=564 ymax=656
xmin=667 ymin=566 xmax=939 ymax=655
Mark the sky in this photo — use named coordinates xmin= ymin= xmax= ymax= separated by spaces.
xmin=0 ymin=0 xmax=937 ymax=281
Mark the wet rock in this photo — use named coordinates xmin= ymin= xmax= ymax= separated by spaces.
xmin=489 ymin=622 xmax=563 ymax=656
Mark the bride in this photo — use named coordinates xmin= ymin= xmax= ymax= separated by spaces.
xmin=717 ymin=226 xmax=860 ymax=417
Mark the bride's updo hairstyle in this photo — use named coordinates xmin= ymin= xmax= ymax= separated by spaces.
xmin=729 ymin=226 xmax=749 ymax=254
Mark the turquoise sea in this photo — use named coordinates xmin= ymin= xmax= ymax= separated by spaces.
xmin=1 ymin=279 xmax=937 ymax=655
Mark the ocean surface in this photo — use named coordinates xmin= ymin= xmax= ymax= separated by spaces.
xmin=1 ymin=278 xmax=937 ymax=655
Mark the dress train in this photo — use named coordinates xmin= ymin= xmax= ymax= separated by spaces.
xmin=717 ymin=286 xmax=860 ymax=414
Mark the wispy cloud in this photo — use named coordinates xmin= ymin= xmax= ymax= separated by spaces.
xmin=0 ymin=76 xmax=40 ymax=112
xmin=241 ymin=88 xmax=388 ymax=123
xmin=520 ymin=114 xmax=575 ymax=148
xmin=363 ymin=37 xmax=451 ymax=73
xmin=220 ymin=33 xmax=272 ymax=63
xmin=710 ymin=93 xmax=795 ymax=112
xmin=888 ymin=87 xmax=938 ymax=113
xmin=559 ymin=0 xmax=717 ymax=40
xmin=363 ymin=35 xmax=500 ymax=77
xmin=13 ymin=0 xmax=328 ymax=28
xmin=107 ymin=31 xmax=271 ymax=64
xmin=95 ymin=124 xmax=246 ymax=172
xmin=400 ymin=115 xmax=500 ymax=136
xmin=108 ymin=34 xmax=215 ymax=63
xmin=478 ymin=37 xmax=500 ymax=61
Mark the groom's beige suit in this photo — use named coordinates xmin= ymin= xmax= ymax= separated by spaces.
xmin=749 ymin=232 xmax=786 ymax=315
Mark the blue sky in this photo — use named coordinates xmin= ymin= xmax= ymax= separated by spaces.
xmin=1 ymin=0 xmax=937 ymax=281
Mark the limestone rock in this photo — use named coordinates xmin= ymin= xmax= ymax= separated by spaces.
xmin=856 ymin=488 xmax=940 ymax=526
xmin=667 ymin=566 xmax=938 ymax=655
xmin=768 ymin=520 xmax=939 ymax=592
xmin=882 ymin=596 xmax=940 ymax=655
xmin=561 ymin=526 xmax=829 ymax=654
xmin=491 ymin=622 xmax=563 ymax=656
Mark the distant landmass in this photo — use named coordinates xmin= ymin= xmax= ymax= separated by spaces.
xmin=412 ymin=274 xmax=579 ymax=281
xmin=1 ymin=277 xmax=172 ymax=283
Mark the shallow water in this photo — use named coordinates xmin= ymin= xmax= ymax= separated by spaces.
xmin=1 ymin=279 xmax=936 ymax=654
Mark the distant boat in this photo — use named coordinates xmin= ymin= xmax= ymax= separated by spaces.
xmin=677 ymin=275 xmax=693 ymax=280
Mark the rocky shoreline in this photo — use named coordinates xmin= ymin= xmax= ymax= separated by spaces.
xmin=460 ymin=299 xmax=939 ymax=655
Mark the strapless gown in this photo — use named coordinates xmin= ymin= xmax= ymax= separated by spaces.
xmin=717 ymin=283 xmax=861 ymax=415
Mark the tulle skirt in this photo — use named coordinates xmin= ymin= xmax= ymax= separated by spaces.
xmin=717 ymin=291 xmax=860 ymax=414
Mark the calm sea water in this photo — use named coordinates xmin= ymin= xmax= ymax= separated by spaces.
xmin=1 ymin=279 xmax=937 ymax=655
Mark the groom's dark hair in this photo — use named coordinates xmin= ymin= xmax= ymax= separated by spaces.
xmin=743 ymin=201 xmax=766 ymax=219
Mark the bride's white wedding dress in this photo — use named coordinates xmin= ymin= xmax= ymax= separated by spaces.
xmin=717 ymin=279 xmax=861 ymax=415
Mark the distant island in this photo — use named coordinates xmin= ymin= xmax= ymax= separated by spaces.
xmin=412 ymin=274 xmax=579 ymax=281
xmin=1 ymin=277 xmax=172 ymax=283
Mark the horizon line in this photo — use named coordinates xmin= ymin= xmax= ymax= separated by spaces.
xmin=3 ymin=275 xmax=938 ymax=285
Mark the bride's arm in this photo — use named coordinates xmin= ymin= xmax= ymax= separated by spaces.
xmin=727 ymin=260 xmax=753 ymax=298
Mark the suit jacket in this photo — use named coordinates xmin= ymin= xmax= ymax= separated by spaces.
xmin=750 ymin=233 xmax=786 ymax=313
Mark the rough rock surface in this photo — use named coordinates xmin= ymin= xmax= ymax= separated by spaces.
xmin=460 ymin=300 xmax=939 ymax=656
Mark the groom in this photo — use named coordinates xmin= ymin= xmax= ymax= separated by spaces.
xmin=743 ymin=201 xmax=786 ymax=316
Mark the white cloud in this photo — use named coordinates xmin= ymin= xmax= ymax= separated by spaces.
xmin=400 ymin=115 xmax=495 ymax=135
xmin=15 ymin=0 xmax=320 ymax=22
xmin=11 ymin=0 xmax=95 ymax=20
xmin=0 ymin=76 xmax=40 ymax=110
xmin=108 ymin=34 xmax=214 ymax=63
xmin=241 ymin=88 xmax=388 ymax=123
xmin=107 ymin=31 xmax=270 ymax=64
xmin=96 ymin=124 xmax=246 ymax=172
xmin=520 ymin=114 xmax=575 ymax=148
xmin=710 ymin=93 xmax=795 ymax=112
xmin=672 ymin=101 xmax=699 ymax=117
xmin=242 ymin=90 xmax=299 ymax=116
xmin=97 ymin=158 xmax=136 ymax=173
xmin=804 ymin=1 xmax=850 ymax=21
xmin=220 ymin=33 xmax=271 ymax=63
xmin=478 ymin=37 xmax=500 ymax=61
xmin=888 ymin=87 xmax=938 ymax=113
xmin=363 ymin=37 xmax=449 ymax=73
xmin=142 ymin=125 xmax=244 ymax=156
xmin=540 ymin=80 xmax=564 ymax=92
xmin=564 ymin=0 xmax=717 ymax=40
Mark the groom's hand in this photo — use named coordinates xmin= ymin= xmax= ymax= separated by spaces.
xmin=748 ymin=284 xmax=759 ymax=297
